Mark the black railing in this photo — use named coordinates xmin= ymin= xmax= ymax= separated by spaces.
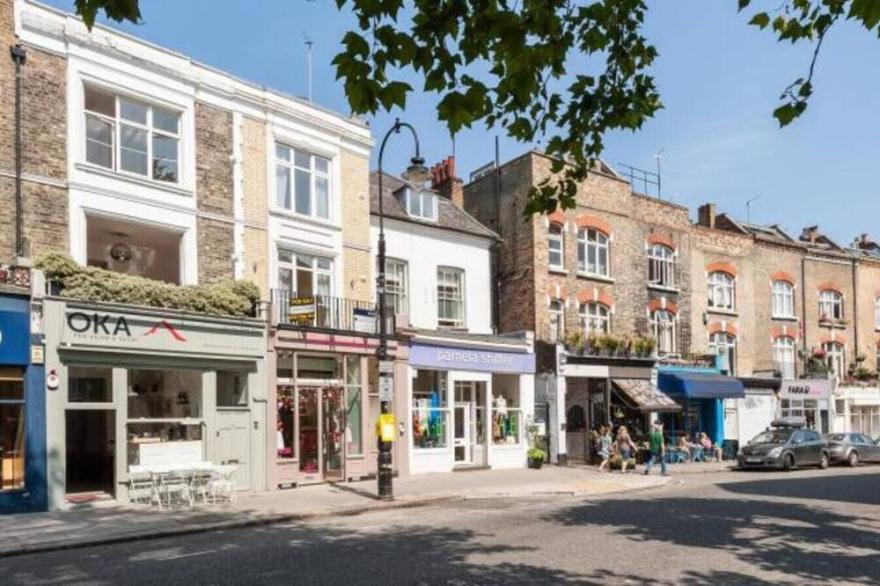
xmin=272 ymin=289 xmax=389 ymax=334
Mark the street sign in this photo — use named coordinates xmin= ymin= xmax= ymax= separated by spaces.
xmin=379 ymin=360 xmax=394 ymax=374
xmin=379 ymin=375 xmax=393 ymax=401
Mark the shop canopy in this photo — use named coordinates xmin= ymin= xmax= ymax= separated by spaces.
xmin=657 ymin=372 xmax=746 ymax=400
xmin=612 ymin=379 xmax=681 ymax=413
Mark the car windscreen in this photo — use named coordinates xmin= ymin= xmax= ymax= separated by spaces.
xmin=750 ymin=429 xmax=794 ymax=444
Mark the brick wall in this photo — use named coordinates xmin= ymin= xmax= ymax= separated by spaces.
xmin=195 ymin=102 xmax=234 ymax=282
xmin=0 ymin=0 xmax=68 ymax=263
xmin=340 ymin=150 xmax=372 ymax=301
xmin=242 ymin=116 xmax=269 ymax=298
xmin=856 ymin=260 xmax=880 ymax=371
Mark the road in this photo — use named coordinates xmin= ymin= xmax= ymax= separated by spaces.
xmin=2 ymin=467 xmax=879 ymax=585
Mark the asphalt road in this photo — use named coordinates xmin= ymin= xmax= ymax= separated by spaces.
xmin=2 ymin=467 xmax=879 ymax=585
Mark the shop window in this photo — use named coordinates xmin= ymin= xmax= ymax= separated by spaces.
xmin=68 ymin=366 xmax=113 ymax=403
xmin=126 ymin=422 xmax=203 ymax=467
xmin=0 ymin=368 xmax=25 ymax=491
xmin=276 ymin=386 xmax=295 ymax=460
xmin=492 ymin=375 xmax=521 ymax=445
xmin=566 ymin=405 xmax=586 ymax=432
xmin=345 ymin=356 xmax=363 ymax=455
xmin=217 ymin=371 xmax=248 ymax=408
xmin=276 ymin=350 xmax=294 ymax=380
xmin=412 ymin=370 xmax=448 ymax=449
xmin=127 ymin=369 xmax=203 ymax=419
xmin=297 ymin=355 xmax=340 ymax=380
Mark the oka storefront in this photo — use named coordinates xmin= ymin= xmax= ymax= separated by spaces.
xmin=399 ymin=332 xmax=535 ymax=474
xmin=0 ymin=269 xmax=47 ymax=513
xmin=42 ymin=299 xmax=267 ymax=511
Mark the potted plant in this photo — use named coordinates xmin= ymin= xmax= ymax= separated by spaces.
xmin=528 ymin=447 xmax=546 ymax=469
xmin=565 ymin=330 xmax=585 ymax=355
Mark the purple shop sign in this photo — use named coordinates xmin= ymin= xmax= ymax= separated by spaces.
xmin=409 ymin=343 xmax=535 ymax=374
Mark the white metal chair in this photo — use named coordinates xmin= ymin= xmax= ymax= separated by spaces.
xmin=128 ymin=468 xmax=160 ymax=508
xmin=207 ymin=465 xmax=237 ymax=504
xmin=160 ymin=469 xmax=195 ymax=508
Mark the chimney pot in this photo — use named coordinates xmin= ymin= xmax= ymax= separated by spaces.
xmin=697 ymin=203 xmax=717 ymax=229
xmin=431 ymin=155 xmax=464 ymax=207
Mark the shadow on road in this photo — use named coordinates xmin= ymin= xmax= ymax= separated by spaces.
xmin=717 ymin=470 xmax=880 ymax=506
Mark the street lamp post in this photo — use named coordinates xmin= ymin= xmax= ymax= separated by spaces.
xmin=376 ymin=118 xmax=430 ymax=500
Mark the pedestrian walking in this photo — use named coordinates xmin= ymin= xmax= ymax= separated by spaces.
xmin=615 ymin=425 xmax=637 ymax=473
xmin=597 ymin=426 xmax=613 ymax=472
xmin=644 ymin=422 xmax=668 ymax=476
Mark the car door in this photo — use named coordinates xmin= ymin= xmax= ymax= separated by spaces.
xmin=790 ymin=430 xmax=809 ymax=464
xmin=858 ymin=434 xmax=880 ymax=462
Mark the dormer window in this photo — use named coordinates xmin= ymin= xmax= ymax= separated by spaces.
xmin=404 ymin=187 xmax=437 ymax=221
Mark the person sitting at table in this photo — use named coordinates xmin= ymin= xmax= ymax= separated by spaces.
xmin=699 ymin=432 xmax=723 ymax=461
xmin=676 ymin=434 xmax=693 ymax=460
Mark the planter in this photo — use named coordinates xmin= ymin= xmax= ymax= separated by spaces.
xmin=528 ymin=457 xmax=544 ymax=469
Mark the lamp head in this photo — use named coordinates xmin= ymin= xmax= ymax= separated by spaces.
xmin=401 ymin=156 xmax=431 ymax=185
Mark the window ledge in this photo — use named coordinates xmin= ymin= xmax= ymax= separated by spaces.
xmin=647 ymin=284 xmax=679 ymax=294
xmin=771 ymin=315 xmax=799 ymax=322
xmin=818 ymin=320 xmax=848 ymax=330
xmin=576 ymin=272 xmax=615 ymax=284
xmin=549 ymin=267 xmax=568 ymax=275
xmin=76 ymin=162 xmax=192 ymax=197
xmin=269 ymin=206 xmax=342 ymax=230
xmin=706 ymin=308 xmax=738 ymax=317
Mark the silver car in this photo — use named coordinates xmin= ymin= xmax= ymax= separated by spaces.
xmin=826 ymin=433 xmax=880 ymax=466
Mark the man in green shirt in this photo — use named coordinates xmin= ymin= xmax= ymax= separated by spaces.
xmin=644 ymin=422 xmax=668 ymax=476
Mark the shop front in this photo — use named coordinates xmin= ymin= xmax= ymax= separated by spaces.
xmin=43 ymin=299 xmax=267 ymax=511
xmin=723 ymin=378 xmax=780 ymax=447
xmin=402 ymin=333 xmax=535 ymax=475
xmin=777 ymin=379 xmax=832 ymax=433
xmin=657 ymin=368 xmax=745 ymax=447
xmin=831 ymin=385 xmax=880 ymax=436
xmin=0 ymin=283 xmax=47 ymax=513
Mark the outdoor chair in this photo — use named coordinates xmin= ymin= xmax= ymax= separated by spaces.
xmin=207 ymin=465 xmax=237 ymax=504
xmin=160 ymin=469 xmax=195 ymax=508
xmin=128 ymin=468 xmax=159 ymax=507
xmin=191 ymin=469 xmax=215 ymax=504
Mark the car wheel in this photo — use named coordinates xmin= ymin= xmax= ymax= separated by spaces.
xmin=782 ymin=454 xmax=794 ymax=471
xmin=848 ymin=451 xmax=859 ymax=468
xmin=819 ymin=452 xmax=829 ymax=469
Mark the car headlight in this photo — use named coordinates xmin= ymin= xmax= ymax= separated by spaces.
xmin=767 ymin=447 xmax=782 ymax=458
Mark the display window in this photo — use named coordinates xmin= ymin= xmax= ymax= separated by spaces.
xmin=0 ymin=368 xmax=25 ymax=491
xmin=412 ymin=370 xmax=449 ymax=449
xmin=128 ymin=369 xmax=202 ymax=419
xmin=491 ymin=374 xmax=522 ymax=445
xmin=68 ymin=366 xmax=113 ymax=403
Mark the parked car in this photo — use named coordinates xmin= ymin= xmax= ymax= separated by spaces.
xmin=738 ymin=417 xmax=829 ymax=471
xmin=826 ymin=433 xmax=880 ymax=466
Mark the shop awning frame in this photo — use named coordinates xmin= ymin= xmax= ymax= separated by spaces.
xmin=612 ymin=378 xmax=681 ymax=413
xmin=657 ymin=372 xmax=746 ymax=400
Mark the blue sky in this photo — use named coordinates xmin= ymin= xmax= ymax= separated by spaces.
xmin=46 ymin=0 xmax=880 ymax=244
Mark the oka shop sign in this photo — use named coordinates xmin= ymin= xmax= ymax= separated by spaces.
xmin=779 ymin=379 xmax=831 ymax=400
xmin=60 ymin=306 xmax=264 ymax=358
xmin=409 ymin=343 xmax=535 ymax=374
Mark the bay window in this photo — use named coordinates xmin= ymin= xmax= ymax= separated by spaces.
xmin=651 ymin=310 xmax=676 ymax=356
xmin=275 ymin=144 xmax=331 ymax=219
xmin=437 ymin=267 xmax=465 ymax=328
xmin=772 ymin=281 xmax=795 ymax=318
xmin=819 ymin=290 xmax=843 ymax=322
xmin=84 ymin=85 xmax=180 ymax=183
xmin=708 ymin=271 xmax=736 ymax=311
xmin=580 ymin=302 xmax=610 ymax=335
xmin=548 ymin=224 xmax=564 ymax=270
xmin=647 ymin=244 xmax=675 ymax=288
xmin=577 ymin=228 xmax=609 ymax=277
xmin=773 ymin=337 xmax=796 ymax=379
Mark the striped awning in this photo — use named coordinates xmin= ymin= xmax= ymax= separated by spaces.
xmin=612 ymin=379 xmax=681 ymax=413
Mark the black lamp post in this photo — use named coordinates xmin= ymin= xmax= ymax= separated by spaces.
xmin=376 ymin=118 xmax=430 ymax=500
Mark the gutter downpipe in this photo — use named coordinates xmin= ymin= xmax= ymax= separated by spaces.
xmin=801 ymin=256 xmax=808 ymax=377
xmin=11 ymin=44 xmax=27 ymax=259
xmin=852 ymin=257 xmax=859 ymax=365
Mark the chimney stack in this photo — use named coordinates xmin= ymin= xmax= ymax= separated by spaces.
xmin=431 ymin=156 xmax=464 ymax=207
xmin=801 ymin=226 xmax=819 ymax=244
xmin=697 ymin=203 xmax=717 ymax=229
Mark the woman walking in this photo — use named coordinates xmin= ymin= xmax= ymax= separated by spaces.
xmin=615 ymin=425 xmax=638 ymax=473
xmin=597 ymin=426 xmax=613 ymax=472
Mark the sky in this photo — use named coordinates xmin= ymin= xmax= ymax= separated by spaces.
xmin=43 ymin=0 xmax=880 ymax=245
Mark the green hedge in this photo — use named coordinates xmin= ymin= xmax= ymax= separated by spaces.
xmin=36 ymin=252 xmax=261 ymax=318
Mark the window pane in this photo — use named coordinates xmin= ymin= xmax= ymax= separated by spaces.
xmin=152 ymin=108 xmax=179 ymax=134
xmin=421 ymin=192 xmax=435 ymax=219
xmin=279 ymin=267 xmax=293 ymax=292
xmin=315 ymin=176 xmax=329 ymax=219
xmin=316 ymin=257 xmax=332 ymax=271
xmin=86 ymin=115 xmax=113 ymax=168
xmin=409 ymin=189 xmax=422 ymax=216
xmin=315 ymin=156 xmax=330 ymax=174
xmin=0 ymin=403 xmax=25 ymax=491
xmin=69 ymin=366 xmax=112 ymax=403
xmin=128 ymin=369 xmax=203 ymax=419
xmin=296 ymin=267 xmax=313 ymax=296
xmin=217 ymin=371 xmax=248 ymax=408
xmin=295 ymin=169 xmax=311 ymax=215
xmin=346 ymin=387 xmax=363 ymax=455
xmin=119 ymin=99 xmax=148 ymax=124
xmin=85 ymin=86 xmax=115 ymax=116
xmin=120 ymin=124 xmax=148 ymax=175
xmin=294 ymin=150 xmax=311 ymax=169
xmin=152 ymin=135 xmax=178 ymax=182
xmin=276 ymin=165 xmax=291 ymax=209
xmin=276 ymin=144 xmax=291 ymax=161
xmin=277 ymin=385 xmax=295 ymax=459
xmin=297 ymin=356 xmax=339 ymax=379
xmin=127 ymin=422 xmax=202 ymax=467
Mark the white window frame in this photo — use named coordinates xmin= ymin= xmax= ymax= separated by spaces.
xmin=83 ymin=85 xmax=181 ymax=184
xmin=773 ymin=336 xmax=796 ymax=379
xmin=823 ymin=341 xmax=845 ymax=377
xmin=549 ymin=299 xmax=565 ymax=342
xmin=577 ymin=228 xmax=610 ymax=277
xmin=405 ymin=188 xmax=437 ymax=221
xmin=708 ymin=271 xmax=736 ymax=311
xmin=580 ymin=302 xmax=610 ymax=335
xmin=819 ymin=290 xmax=843 ymax=322
xmin=772 ymin=280 xmax=795 ymax=318
xmin=437 ymin=266 xmax=466 ymax=329
xmin=548 ymin=224 xmax=564 ymax=270
xmin=709 ymin=332 xmax=737 ymax=375
xmin=647 ymin=244 xmax=675 ymax=288
xmin=277 ymin=248 xmax=333 ymax=297
xmin=651 ymin=310 xmax=676 ymax=356
xmin=384 ymin=257 xmax=409 ymax=316
xmin=275 ymin=143 xmax=332 ymax=220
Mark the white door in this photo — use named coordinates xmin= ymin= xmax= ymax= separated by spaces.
xmin=454 ymin=403 xmax=471 ymax=464
xmin=216 ymin=411 xmax=251 ymax=491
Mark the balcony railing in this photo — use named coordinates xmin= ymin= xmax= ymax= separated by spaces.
xmin=272 ymin=289 xmax=389 ymax=334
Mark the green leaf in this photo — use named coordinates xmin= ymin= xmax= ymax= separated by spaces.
xmin=738 ymin=0 xmax=752 ymax=11
xmin=749 ymin=12 xmax=770 ymax=29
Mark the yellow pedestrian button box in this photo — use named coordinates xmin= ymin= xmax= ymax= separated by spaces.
xmin=378 ymin=413 xmax=396 ymax=442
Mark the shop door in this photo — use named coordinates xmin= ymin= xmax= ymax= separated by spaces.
xmin=216 ymin=411 xmax=251 ymax=491
xmin=65 ymin=410 xmax=115 ymax=497
xmin=454 ymin=403 xmax=471 ymax=464
xmin=322 ymin=388 xmax=345 ymax=481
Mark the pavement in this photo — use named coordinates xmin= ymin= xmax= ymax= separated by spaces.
xmin=2 ymin=466 xmax=878 ymax=585
xmin=0 ymin=464 xmax=675 ymax=558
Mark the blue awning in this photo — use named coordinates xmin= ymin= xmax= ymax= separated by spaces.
xmin=657 ymin=372 xmax=746 ymax=400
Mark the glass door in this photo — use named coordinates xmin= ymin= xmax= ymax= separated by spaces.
xmin=298 ymin=388 xmax=320 ymax=480
xmin=322 ymin=387 xmax=344 ymax=481
xmin=454 ymin=403 xmax=471 ymax=464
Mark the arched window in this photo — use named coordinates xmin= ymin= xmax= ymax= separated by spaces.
xmin=566 ymin=405 xmax=586 ymax=432
xmin=647 ymin=244 xmax=675 ymax=288
xmin=709 ymin=332 xmax=737 ymax=375
xmin=549 ymin=299 xmax=565 ymax=342
xmin=772 ymin=281 xmax=795 ymax=318
xmin=822 ymin=342 xmax=845 ymax=376
xmin=580 ymin=302 xmax=610 ymax=335
xmin=819 ymin=290 xmax=843 ymax=322
xmin=650 ymin=310 xmax=676 ymax=356
xmin=773 ymin=336 xmax=796 ymax=379
xmin=548 ymin=224 xmax=564 ymax=270
xmin=577 ymin=228 xmax=609 ymax=277
xmin=708 ymin=271 xmax=735 ymax=311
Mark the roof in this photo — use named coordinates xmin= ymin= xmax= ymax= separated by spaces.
xmin=369 ymin=172 xmax=498 ymax=240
